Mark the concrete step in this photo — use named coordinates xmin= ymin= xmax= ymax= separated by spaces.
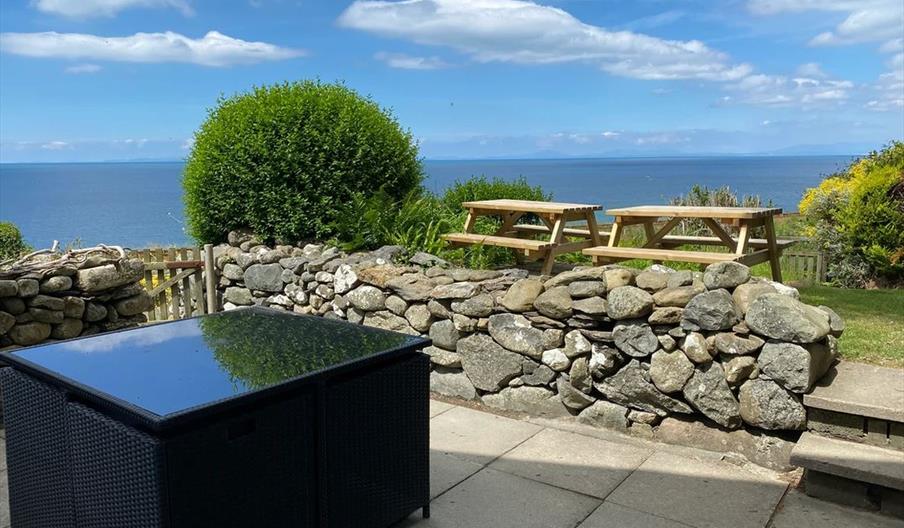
xmin=791 ymin=432 xmax=904 ymax=491
xmin=804 ymin=361 xmax=904 ymax=423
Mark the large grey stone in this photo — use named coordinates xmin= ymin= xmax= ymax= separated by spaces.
xmin=384 ymin=275 xmax=436 ymax=301
xmin=732 ymin=281 xmax=779 ymax=314
xmin=648 ymin=306 xmax=683 ymax=325
xmin=457 ymin=334 xmax=523 ymax=391
xmin=612 ymin=322 xmax=659 ymax=358
xmin=409 ymin=251 xmax=448 ymax=267
xmin=28 ymin=294 xmax=65 ymax=311
xmin=332 ymin=264 xmax=359 ymax=294
xmin=481 ymin=386 xmax=569 ymax=417
xmin=652 ymin=284 xmax=705 ymax=307
xmin=363 ymin=311 xmax=418 ymax=335
xmin=224 ymin=286 xmax=253 ymax=306
xmin=544 ymin=267 xmax=607 ymax=289
xmin=635 ymin=271 xmax=670 ymax=292
xmin=739 ymin=378 xmax=807 ymax=430
xmin=500 ymin=279 xmax=544 ymax=312
xmin=541 ymin=348 xmax=570 ymax=371
xmin=569 ymin=355 xmax=592 ymax=392
xmin=61 ymin=297 xmax=84 ymax=320
xmin=758 ymin=339 xmax=837 ymax=393
xmin=819 ymin=305 xmax=846 ymax=337
xmin=84 ymin=302 xmax=107 ymax=322
xmin=429 ymin=319 xmax=462 ymax=350
xmin=404 ymin=303 xmax=433 ymax=332
xmin=713 ymin=332 xmax=764 ymax=355
xmin=703 ymin=261 xmax=751 ymax=290
xmin=431 ymin=282 xmax=479 ymax=300
xmin=424 ymin=346 xmax=462 ymax=368
xmin=567 ymin=280 xmax=606 ymax=298
xmin=346 ymin=285 xmax=385 ymax=311
xmin=521 ymin=361 xmax=556 ymax=386
xmin=604 ymin=268 xmax=635 ymax=290
xmin=451 ymin=293 xmax=494 ymax=317
xmin=0 ymin=279 xmax=17 ymax=297
xmin=1 ymin=296 xmax=25 ymax=315
xmin=589 ymin=343 xmax=622 ymax=378
xmin=607 ymin=286 xmax=653 ymax=320
xmin=242 ymin=263 xmax=284 ymax=292
xmin=682 ymin=362 xmax=741 ymax=429
xmin=563 ymin=329 xmax=592 ymax=359
xmin=594 ymin=360 xmax=694 ymax=416
xmin=222 ymin=263 xmax=244 ymax=281
xmin=113 ymin=292 xmax=153 ymax=316
xmin=29 ymin=307 xmax=64 ymax=323
xmin=384 ymin=294 xmax=407 ymax=315
xmin=649 ymin=350 xmax=694 ymax=394
xmin=723 ymin=355 xmax=758 ymax=386
xmin=74 ymin=260 xmax=143 ymax=293
xmin=532 ymin=286 xmax=572 ymax=319
xmin=745 ymin=293 xmax=831 ymax=344
xmin=681 ymin=289 xmax=740 ymax=331
xmin=571 ymin=296 xmax=607 ymax=315
xmin=16 ymin=278 xmax=39 ymax=297
xmin=430 ymin=368 xmax=477 ymax=400
xmin=556 ymin=376 xmax=595 ymax=410
xmin=51 ymin=318 xmax=83 ymax=339
xmin=39 ymin=275 xmax=72 ymax=293
xmin=8 ymin=322 xmax=51 ymax=346
xmin=680 ymin=331 xmax=712 ymax=364
xmin=578 ymin=400 xmax=630 ymax=432
xmin=487 ymin=313 xmax=545 ymax=359
xmin=0 ymin=311 xmax=15 ymax=334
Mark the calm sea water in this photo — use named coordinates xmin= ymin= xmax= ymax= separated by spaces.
xmin=0 ymin=156 xmax=853 ymax=249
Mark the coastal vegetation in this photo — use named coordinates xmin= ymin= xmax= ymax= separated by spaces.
xmin=800 ymin=141 xmax=904 ymax=288
xmin=0 ymin=222 xmax=30 ymax=261
xmin=183 ymin=80 xmax=422 ymax=245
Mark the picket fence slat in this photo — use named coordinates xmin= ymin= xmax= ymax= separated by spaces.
xmin=132 ymin=246 xmax=218 ymax=322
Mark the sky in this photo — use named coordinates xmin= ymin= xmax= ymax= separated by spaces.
xmin=0 ymin=0 xmax=902 ymax=162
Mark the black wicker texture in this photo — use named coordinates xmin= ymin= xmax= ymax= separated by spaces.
xmin=324 ymin=353 xmax=430 ymax=527
xmin=164 ymin=391 xmax=318 ymax=527
xmin=0 ymin=367 xmax=75 ymax=528
xmin=67 ymin=401 xmax=166 ymax=528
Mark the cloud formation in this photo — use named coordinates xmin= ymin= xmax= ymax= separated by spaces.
xmin=0 ymin=31 xmax=304 ymax=67
xmin=375 ymin=51 xmax=450 ymax=69
xmin=339 ymin=0 xmax=751 ymax=81
xmin=64 ymin=63 xmax=102 ymax=74
xmin=725 ymin=70 xmax=854 ymax=107
xmin=32 ymin=0 xmax=193 ymax=18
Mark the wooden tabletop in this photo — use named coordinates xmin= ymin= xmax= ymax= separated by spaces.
xmin=461 ymin=199 xmax=601 ymax=214
xmin=606 ymin=205 xmax=782 ymax=219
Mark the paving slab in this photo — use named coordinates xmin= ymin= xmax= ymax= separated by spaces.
xmin=397 ymin=468 xmax=600 ymax=528
xmin=430 ymin=406 xmax=542 ymax=465
xmin=805 ymin=362 xmax=904 ymax=422
xmin=1 ymin=467 xmax=8 ymax=528
xmin=489 ymin=428 xmax=652 ymax=499
xmin=770 ymin=489 xmax=904 ymax=528
xmin=430 ymin=399 xmax=455 ymax=418
xmin=605 ymin=451 xmax=788 ymax=528
xmin=429 ymin=451 xmax=484 ymax=499
xmin=579 ymin=502 xmax=694 ymax=528
xmin=792 ymin=432 xmax=904 ymax=490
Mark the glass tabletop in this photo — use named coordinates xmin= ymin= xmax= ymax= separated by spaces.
xmin=2 ymin=307 xmax=425 ymax=417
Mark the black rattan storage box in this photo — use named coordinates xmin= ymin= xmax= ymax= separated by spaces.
xmin=0 ymin=307 xmax=430 ymax=527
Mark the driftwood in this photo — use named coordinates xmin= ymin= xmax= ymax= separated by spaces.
xmin=0 ymin=241 xmax=127 ymax=279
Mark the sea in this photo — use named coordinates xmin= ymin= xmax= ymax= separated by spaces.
xmin=0 ymin=156 xmax=854 ymax=250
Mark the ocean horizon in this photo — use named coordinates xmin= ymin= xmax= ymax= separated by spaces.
xmin=0 ymin=155 xmax=854 ymax=249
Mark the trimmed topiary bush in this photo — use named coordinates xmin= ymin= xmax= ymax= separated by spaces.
xmin=0 ymin=221 xmax=30 ymax=261
xmin=183 ymin=80 xmax=423 ymax=244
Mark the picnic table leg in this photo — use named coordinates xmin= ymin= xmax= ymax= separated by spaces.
xmin=764 ymin=216 xmax=783 ymax=282
xmin=463 ymin=210 xmax=477 ymax=233
xmin=643 ymin=221 xmax=662 ymax=265
xmin=542 ymin=215 xmax=566 ymax=275
xmin=585 ymin=211 xmax=603 ymax=247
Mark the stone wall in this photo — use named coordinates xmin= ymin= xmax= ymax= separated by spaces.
xmin=213 ymin=230 xmax=845 ymax=444
xmin=0 ymin=249 xmax=152 ymax=349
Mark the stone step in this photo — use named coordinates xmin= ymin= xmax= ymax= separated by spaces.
xmin=804 ymin=361 xmax=904 ymax=422
xmin=791 ymin=432 xmax=904 ymax=491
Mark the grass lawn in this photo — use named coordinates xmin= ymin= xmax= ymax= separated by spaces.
xmin=798 ymin=285 xmax=904 ymax=369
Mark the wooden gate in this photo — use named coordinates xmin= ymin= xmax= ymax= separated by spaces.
xmin=131 ymin=245 xmax=218 ymax=321
xmin=781 ymin=251 xmax=827 ymax=283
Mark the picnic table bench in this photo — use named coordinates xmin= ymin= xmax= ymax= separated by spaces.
xmin=583 ymin=205 xmax=793 ymax=281
xmin=443 ymin=199 xmax=605 ymax=275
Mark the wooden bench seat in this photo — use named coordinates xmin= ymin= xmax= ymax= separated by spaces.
xmin=583 ymin=246 xmax=741 ymax=265
xmin=511 ymin=224 xmax=611 ymax=239
xmin=657 ymin=235 xmax=797 ymax=249
xmin=442 ymin=233 xmax=552 ymax=251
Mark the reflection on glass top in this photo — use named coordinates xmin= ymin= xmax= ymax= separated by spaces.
xmin=6 ymin=308 xmax=423 ymax=417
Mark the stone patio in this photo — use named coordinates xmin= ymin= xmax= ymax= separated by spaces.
xmin=1 ymin=400 xmax=902 ymax=528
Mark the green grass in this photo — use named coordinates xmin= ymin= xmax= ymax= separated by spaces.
xmin=798 ymin=285 xmax=904 ymax=368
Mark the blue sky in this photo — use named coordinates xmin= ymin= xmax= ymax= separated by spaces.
xmin=0 ymin=0 xmax=901 ymax=162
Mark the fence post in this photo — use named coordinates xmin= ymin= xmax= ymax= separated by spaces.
xmin=204 ymin=244 xmax=218 ymax=313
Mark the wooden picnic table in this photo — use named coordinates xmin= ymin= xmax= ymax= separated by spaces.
xmin=443 ymin=199 xmax=604 ymax=275
xmin=583 ymin=205 xmax=792 ymax=281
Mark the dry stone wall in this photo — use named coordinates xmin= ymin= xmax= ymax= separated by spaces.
xmin=214 ymin=230 xmax=845 ymax=440
xmin=0 ymin=251 xmax=152 ymax=349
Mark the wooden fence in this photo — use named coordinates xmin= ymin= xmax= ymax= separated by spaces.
xmin=130 ymin=245 xmax=218 ymax=322
xmin=781 ymin=251 xmax=827 ymax=283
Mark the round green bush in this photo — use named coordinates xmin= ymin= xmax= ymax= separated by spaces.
xmin=183 ymin=81 xmax=423 ymax=244
xmin=0 ymin=221 xmax=30 ymax=261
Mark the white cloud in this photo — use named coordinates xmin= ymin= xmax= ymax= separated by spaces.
xmin=795 ymin=62 xmax=826 ymax=78
xmin=601 ymin=131 xmax=620 ymax=138
xmin=64 ymin=63 xmax=102 ymax=74
xmin=32 ymin=0 xmax=193 ymax=18
xmin=339 ymin=0 xmax=751 ymax=81
xmin=41 ymin=140 xmax=71 ymax=150
xmin=867 ymin=52 xmax=904 ymax=111
xmin=726 ymin=70 xmax=854 ymax=107
xmin=748 ymin=0 xmax=903 ymax=50
xmin=374 ymin=51 xmax=450 ymax=69
xmin=0 ymin=31 xmax=304 ymax=67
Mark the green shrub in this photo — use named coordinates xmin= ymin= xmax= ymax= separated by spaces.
xmin=440 ymin=175 xmax=550 ymax=212
xmin=800 ymin=142 xmax=904 ymax=287
xmin=183 ymin=80 xmax=423 ymax=244
xmin=0 ymin=221 xmax=30 ymax=261
xmin=669 ymin=185 xmax=772 ymax=236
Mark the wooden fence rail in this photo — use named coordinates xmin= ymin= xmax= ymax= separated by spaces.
xmin=781 ymin=251 xmax=827 ymax=283
xmin=129 ymin=245 xmax=218 ymax=322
